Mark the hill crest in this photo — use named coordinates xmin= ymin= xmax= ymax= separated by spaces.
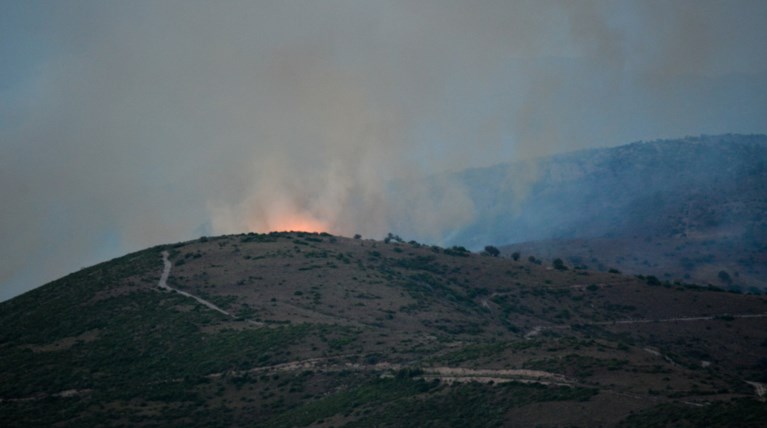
xmin=2 ymin=232 xmax=766 ymax=426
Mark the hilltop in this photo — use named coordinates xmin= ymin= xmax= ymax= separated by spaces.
xmin=1 ymin=232 xmax=766 ymax=426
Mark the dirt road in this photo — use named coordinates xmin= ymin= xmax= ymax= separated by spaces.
xmin=158 ymin=251 xmax=232 ymax=317
xmin=526 ymin=312 xmax=767 ymax=337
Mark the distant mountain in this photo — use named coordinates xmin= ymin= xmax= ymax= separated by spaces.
xmin=2 ymin=232 xmax=766 ymax=426
xmin=449 ymin=134 xmax=767 ymax=289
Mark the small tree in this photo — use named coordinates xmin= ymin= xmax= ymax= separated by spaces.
xmin=553 ymin=258 xmax=567 ymax=271
xmin=483 ymin=245 xmax=500 ymax=257
xmin=511 ymin=252 xmax=520 ymax=261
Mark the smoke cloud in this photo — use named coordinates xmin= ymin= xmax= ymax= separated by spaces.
xmin=2 ymin=0 xmax=767 ymax=300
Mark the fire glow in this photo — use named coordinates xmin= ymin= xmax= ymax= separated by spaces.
xmin=249 ymin=211 xmax=330 ymax=234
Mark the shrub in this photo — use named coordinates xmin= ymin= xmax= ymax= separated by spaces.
xmin=444 ymin=246 xmax=470 ymax=257
xmin=645 ymin=276 xmax=661 ymax=286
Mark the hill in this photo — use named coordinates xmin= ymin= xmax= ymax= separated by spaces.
xmin=448 ymin=134 xmax=767 ymax=290
xmin=2 ymin=232 xmax=766 ymax=426
xmin=501 ymin=235 xmax=767 ymax=292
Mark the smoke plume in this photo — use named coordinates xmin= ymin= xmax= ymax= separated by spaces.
xmin=2 ymin=0 xmax=766 ymax=300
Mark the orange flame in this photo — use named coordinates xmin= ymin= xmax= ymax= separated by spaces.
xmin=272 ymin=213 xmax=329 ymax=233
xmin=249 ymin=211 xmax=329 ymax=233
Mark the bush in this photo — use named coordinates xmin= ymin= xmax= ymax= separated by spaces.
xmin=444 ymin=246 xmax=470 ymax=257
xmin=528 ymin=256 xmax=541 ymax=265
xmin=645 ymin=276 xmax=661 ymax=286
xmin=483 ymin=245 xmax=500 ymax=257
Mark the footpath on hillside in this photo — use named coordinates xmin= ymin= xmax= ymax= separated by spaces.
xmin=157 ymin=251 xmax=231 ymax=316
xmin=157 ymin=251 xmax=265 ymax=326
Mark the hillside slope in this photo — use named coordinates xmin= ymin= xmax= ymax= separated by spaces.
xmin=449 ymin=134 xmax=767 ymax=289
xmin=2 ymin=232 xmax=766 ymax=426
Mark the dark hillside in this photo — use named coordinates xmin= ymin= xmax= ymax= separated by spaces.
xmin=1 ymin=232 xmax=766 ymax=426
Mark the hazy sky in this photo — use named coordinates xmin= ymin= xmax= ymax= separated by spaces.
xmin=2 ymin=0 xmax=767 ymax=301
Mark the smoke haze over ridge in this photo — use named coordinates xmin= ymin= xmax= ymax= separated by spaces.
xmin=2 ymin=0 xmax=767 ymax=300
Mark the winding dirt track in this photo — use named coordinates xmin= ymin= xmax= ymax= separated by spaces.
xmin=746 ymin=381 xmax=766 ymax=401
xmin=526 ymin=312 xmax=767 ymax=337
xmin=158 ymin=251 xmax=231 ymax=317
xmin=0 ymin=389 xmax=92 ymax=403
xmin=209 ymin=354 xmax=571 ymax=386
xmin=592 ymin=313 xmax=767 ymax=325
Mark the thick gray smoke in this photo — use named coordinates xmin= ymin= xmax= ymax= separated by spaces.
xmin=2 ymin=0 xmax=766 ymax=300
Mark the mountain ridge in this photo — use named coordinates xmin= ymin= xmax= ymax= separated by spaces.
xmin=452 ymin=133 xmax=767 ymax=246
xmin=447 ymin=134 xmax=767 ymax=290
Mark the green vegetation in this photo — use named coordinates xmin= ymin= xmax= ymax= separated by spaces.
xmin=347 ymin=381 xmax=598 ymax=428
xmin=618 ymin=399 xmax=767 ymax=427
xmin=395 ymin=255 xmax=446 ymax=273
xmin=0 ymin=289 xmax=321 ymax=398
xmin=267 ymin=377 xmax=597 ymax=428
xmin=434 ymin=342 xmax=510 ymax=365
xmin=265 ymin=376 xmax=437 ymax=427
xmin=443 ymin=246 xmax=471 ymax=257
